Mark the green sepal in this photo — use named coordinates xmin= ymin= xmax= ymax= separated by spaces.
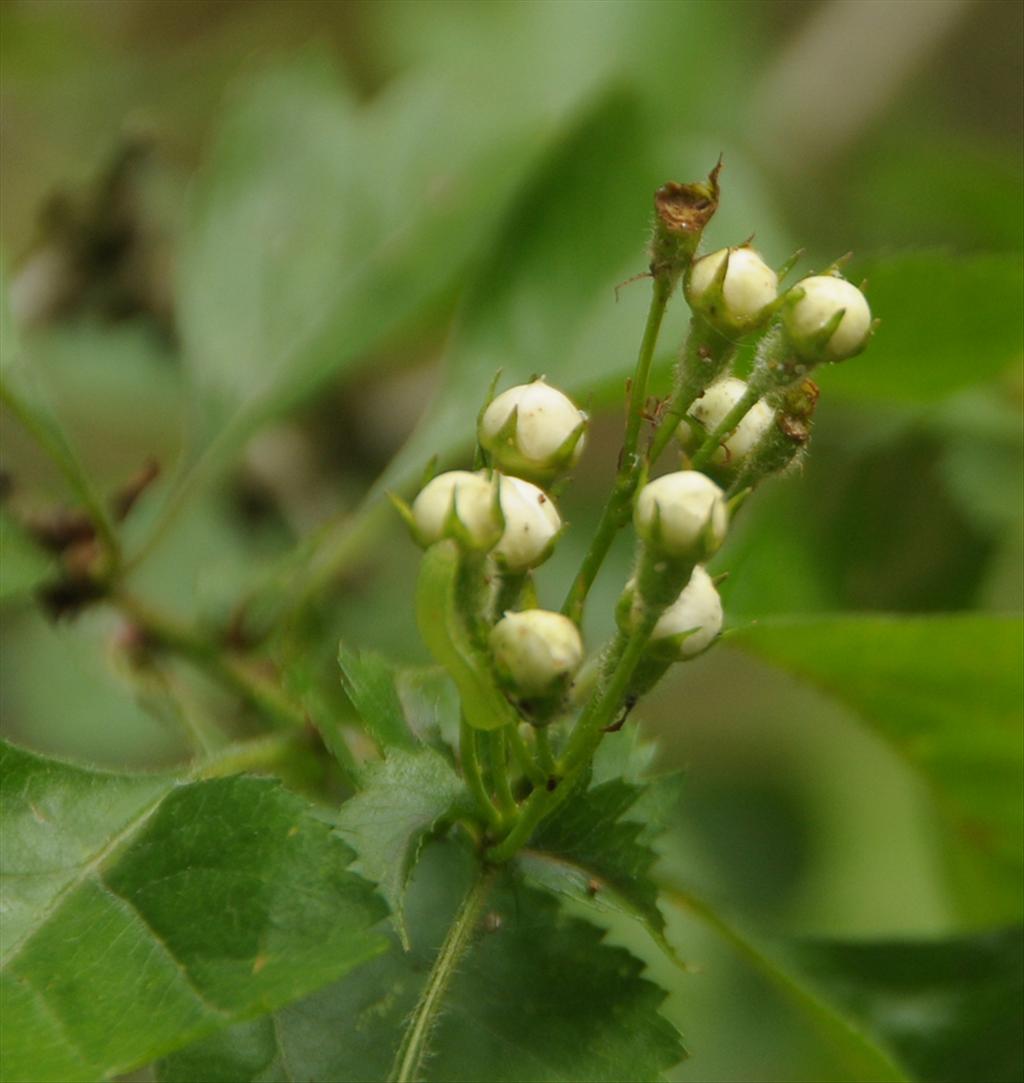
xmin=776 ymin=247 xmax=805 ymax=282
xmin=480 ymin=406 xmax=588 ymax=486
xmin=416 ymin=540 xmax=520 ymax=732
xmin=388 ymin=491 xmax=419 ymax=541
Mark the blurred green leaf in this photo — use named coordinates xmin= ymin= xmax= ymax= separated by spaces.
xmin=0 ymin=512 xmax=52 ymax=603
xmin=729 ymin=614 xmax=1024 ymax=922
xmin=178 ymin=54 xmax=544 ymax=450
xmin=666 ymin=885 xmax=910 ymax=1083
xmin=158 ymin=840 xmax=686 ymax=1082
xmin=850 ymin=133 xmax=1024 ymax=255
xmin=816 ymin=252 xmax=1024 ymax=404
xmin=336 ymin=746 xmax=465 ymax=947
xmin=0 ymin=741 xmax=387 ymax=1082
xmin=666 ymin=888 xmax=1024 ymax=1082
xmin=793 ymin=927 xmax=1024 ymax=1083
xmin=379 ymin=88 xmax=667 ymax=491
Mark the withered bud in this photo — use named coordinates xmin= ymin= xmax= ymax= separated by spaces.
xmin=649 ymin=160 xmax=722 ymax=280
xmin=25 ymin=507 xmax=96 ymax=553
xmin=782 ymin=378 xmax=820 ymax=421
xmin=774 ymin=378 xmax=819 ymax=445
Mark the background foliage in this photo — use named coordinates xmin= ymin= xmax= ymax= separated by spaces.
xmin=1 ymin=2 xmax=1021 ymax=1081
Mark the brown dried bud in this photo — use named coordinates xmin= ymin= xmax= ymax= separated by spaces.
xmin=649 ymin=160 xmax=722 ymax=280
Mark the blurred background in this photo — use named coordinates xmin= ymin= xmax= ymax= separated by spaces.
xmin=1 ymin=2 xmax=1021 ymax=1080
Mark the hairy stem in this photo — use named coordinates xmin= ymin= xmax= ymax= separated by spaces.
xmin=460 ymin=717 xmax=503 ymax=829
xmin=390 ymin=866 xmax=495 ymax=1083
xmin=487 ymin=728 xmax=517 ymax=818
xmin=647 ymin=316 xmax=736 ymax=468
xmin=562 ymin=274 xmax=672 ymax=623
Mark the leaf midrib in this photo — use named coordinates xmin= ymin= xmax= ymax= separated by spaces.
xmin=1 ymin=782 xmax=174 ymax=968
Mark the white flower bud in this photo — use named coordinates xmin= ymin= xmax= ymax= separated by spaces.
xmin=681 ymin=377 xmax=774 ymax=465
xmin=650 ymin=566 xmax=723 ymax=657
xmin=634 ymin=471 xmax=727 ymax=561
xmin=491 ymin=474 xmax=561 ymax=570
xmin=783 ymin=275 xmax=871 ymax=363
xmin=490 ymin=609 xmax=583 ymax=697
xmin=411 ymin=470 xmax=501 ymax=550
xmin=686 ymin=246 xmax=778 ymax=329
xmin=479 ymin=379 xmax=587 ymax=481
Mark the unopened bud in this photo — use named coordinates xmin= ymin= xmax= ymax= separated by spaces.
xmin=492 ymin=474 xmax=561 ymax=571
xmin=783 ymin=275 xmax=871 ymax=363
xmin=411 ymin=470 xmax=502 ymax=550
xmin=686 ymin=246 xmax=778 ymax=332
xmin=490 ymin=609 xmax=583 ymax=697
xmin=479 ymin=379 xmax=587 ymax=483
xmin=679 ymin=377 xmax=774 ymax=465
xmin=649 ymin=565 xmax=723 ymax=659
xmin=634 ymin=471 xmax=727 ymax=561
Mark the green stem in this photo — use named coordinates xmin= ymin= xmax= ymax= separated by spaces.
xmin=506 ymin=723 xmax=545 ymax=787
xmin=390 ymin=866 xmax=495 ymax=1083
xmin=460 ymin=716 xmax=502 ymax=829
xmin=492 ymin=570 xmax=527 ymax=622
xmin=647 ymin=316 xmax=736 ymax=468
xmin=194 ymin=732 xmax=310 ymax=780
xmin=1 ymin=380 xmax=121 ymax=570
xmin=487 ymin=729 xmax=517 ymax=818
xmin=688 ymin=385 xmax=760 ymax=471
xmin=533 ymin=727 xmax=557 ymax=776
xmin=623 ymin=275 xmax=673 ymax=462
xmin=562 ymin=275 xmax=672 ymax=623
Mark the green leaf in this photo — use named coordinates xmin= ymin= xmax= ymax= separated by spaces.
xmin=816 ymin=251 xmax=1024 ymax=404
xmin=336 ymin=747 xmax=465 ymax=948
xmin=0 ymin=740 xmax=387 ymax=1082
xmin=0 ymin=511 xmax=53 ymax=603
xmin=664 ymin=885 xmax=911 ymax=1082
xmin=521 ymin=772 xmax=683 ymax=963
xmin=792 ymin=927 xmax=1024 ymax=1083
xmin=158 ymin=840 xmax=686 ymax=1082
xmin=728 ymin=614 xmax=1024 ymax=921
xmin=178 ymin=54 xmax=542 ymax=449
xmin=338 ymin=642 xmax=418 ymax=752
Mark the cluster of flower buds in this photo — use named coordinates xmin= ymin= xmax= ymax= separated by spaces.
xmin=394 ymin=168 xmax=874 ymax=857
xmin=396 ymin=378 xmax=591 ymax=712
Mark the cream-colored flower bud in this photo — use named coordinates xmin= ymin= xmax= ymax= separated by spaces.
xmin=650 ymin=565 xmax=723 ymax=658
xmin=479 ymin=379 xmax=587 ymax=482
xmin=411 ymin=470 xmax=501 ymax=550
xmin=681 ymin=377 xmax=774 ymax=465
xmin=686 ymin=246 xmax=778 ymax=329
xmin=492 ymin=474 xmax=561 ymax=570
xmin=490 ymin=609 xmax=583 ymax=697
xmin=634 ymin=471 xmax=727 ymax=561
xmin=783 ymin=275 xmax=871 ymax=363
